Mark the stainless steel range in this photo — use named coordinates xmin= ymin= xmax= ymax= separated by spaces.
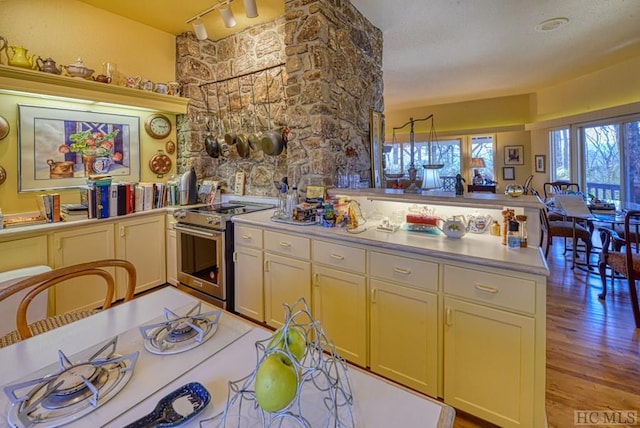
xmin=172 ymin=201 xmax=274 ymax=310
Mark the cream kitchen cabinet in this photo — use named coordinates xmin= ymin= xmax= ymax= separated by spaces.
xmin=166 ymin=214 xmax=178 ymax=286
xmin=312 ymin=240 xmax=367 ymax=367
xmin=51 ymin=223 xmax=115 ymax=314
xmin=443 ymin=264 xmax=541 ymax=428
xmin=263 ymin=230 xmax=310 ymax=328
xmin=115 ymin=214 xmax=166 ymax=296
xmin=369 ymin=251 xmax=439 ymax=396
xmin=234 ymin=225 xmax=264 ymax=322
xmin=0 ymin=235 xmax=48 ymax=271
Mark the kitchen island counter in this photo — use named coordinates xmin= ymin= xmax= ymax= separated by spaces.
xmin=0 ymin=287 xmax=455 ymax=427
xmin=233 ymin=209 xmax=549 ymax=277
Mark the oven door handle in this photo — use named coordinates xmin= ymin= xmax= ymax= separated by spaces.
xmin=175 ymin=224 xmax=221 ymax=238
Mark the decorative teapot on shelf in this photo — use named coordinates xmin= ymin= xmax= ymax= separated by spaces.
xmin=36 ymin=57 xmax=62 ymax=74
xmin=467 ymin=212 xmax=492 ymax=234
xmin=63 ymin=57 xmax=94 ymax=79
xmin=437 ymin=215 xmax=471 ymax=239
xmin=7 ymin=45 xmax=36 ymax=69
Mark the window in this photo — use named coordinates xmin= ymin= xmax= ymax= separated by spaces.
xmin=552 ymin=115 xmax=640 ymax=204
xmin=382 ymin=135 xmax=492 ymax=185
xmin=470 ymin=135 xmax=494 ymax=181
xmin=549 ymin=128 xmax=571 ymax=181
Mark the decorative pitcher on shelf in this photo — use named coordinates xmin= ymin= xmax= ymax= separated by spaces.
xmin=36 ymin=57 xmax=62 ymax=74
xmin=7 ymin=45 xmax=36 ymax=69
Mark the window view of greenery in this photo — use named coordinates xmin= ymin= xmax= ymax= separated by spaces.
xmin=383 ymin=135 xmax=494 ymax=186
xmin=471 ymin=136 xmax=494 ymax=182
xmin=551 ymin=118 xmax=639 ymax=204
xmin=550 ymin=128 xmax=571 ymax=181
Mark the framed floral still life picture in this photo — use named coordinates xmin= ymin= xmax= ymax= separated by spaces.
xmin=18 ymin=105 xmax=140 ymax=192
xmin=504 ymin=145 xmax=524 ymax=165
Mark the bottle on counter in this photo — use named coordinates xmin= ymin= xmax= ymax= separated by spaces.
xmin=507 ymin=220 xmax=520 ymax=249
xmin=490 ymin=220 xmax=501 ymax=236
xmin=286 ymin=186 xmax=299 ymax=218
xmin=516 ymin=214 xmax=528 ymax=247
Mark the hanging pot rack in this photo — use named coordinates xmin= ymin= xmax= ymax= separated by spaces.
xmin=198 ymin=62 xmax=285 ymax=87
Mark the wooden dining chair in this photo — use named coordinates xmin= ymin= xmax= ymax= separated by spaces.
xmin=539 ymin=207 xmax=592 ymax=261
xmin=597 ymin=210 xmax=640 ymax=327
xmin=543 ymin=181 xmax=580 ymax=202
xmin=0 ymin=259 xmax=136 ymax=347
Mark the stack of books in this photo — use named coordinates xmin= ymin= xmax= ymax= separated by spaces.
xmin=61 ymin=204 xmax=89 ymax=222
xmin=37 ymin=193 xmax=61 ymax=223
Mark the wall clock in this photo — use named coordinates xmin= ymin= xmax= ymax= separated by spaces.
xmin=0 ymin=115 xmax=9 ymax=140
xmin=144 ymin=113 xmax=172 ymax=139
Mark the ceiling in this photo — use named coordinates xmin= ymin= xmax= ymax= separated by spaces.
xmin=78 ymin=0 xmax=640 ymax=112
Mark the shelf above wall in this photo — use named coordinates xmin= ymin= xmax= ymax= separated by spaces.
xmin=0 ymin=65 xmax=189 ymax=114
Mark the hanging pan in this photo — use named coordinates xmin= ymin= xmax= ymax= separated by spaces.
xmin=235 ymin=79 xmax=250 ymax=159
xmin=202 ymin=86 xmax=219 ymax=158
xmin=261 ymin=71 xmax=284 ymax=156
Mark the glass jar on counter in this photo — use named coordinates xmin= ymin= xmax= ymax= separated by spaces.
xmin=507 ymin=220 xmax=520 ymax=249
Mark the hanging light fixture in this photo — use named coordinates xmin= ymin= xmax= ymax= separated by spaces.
xmin=243 ymin=0 xmax=259 ymax=18
xmin=185 ymin=0 xmax=258 ymax=37
xmin=192 ymin=18 xmax=208 ymax=40
xmin=219 ymin=4 xmax=237 ymax=28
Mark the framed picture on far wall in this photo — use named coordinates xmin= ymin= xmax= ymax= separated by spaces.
xmin=504 ymin=145 xmax=524 ymax=165
xmin=503 ymin=166 xmax=515 ymax=180
xmin=535 ymin=154 xmax=546 ymax=173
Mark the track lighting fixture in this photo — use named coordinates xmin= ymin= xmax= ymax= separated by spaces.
xmin=219 ymin=5 xmax=237 ymax=28
xmin=192 ymin=18 xmax=208 ymax=40
xmin=185 ymin=0 xmax=258 ymax=37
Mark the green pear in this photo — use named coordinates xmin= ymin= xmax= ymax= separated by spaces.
xmin=268 ymin=326 xmax=306 ymax=362
xmin=255 ymin=353 xmax=298 ymax=412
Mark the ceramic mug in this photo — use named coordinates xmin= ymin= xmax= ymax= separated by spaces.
xmin=140 ymin=79 xmax=154 ymax=91
xmin=125 ymin=75 xmax=141 ymax=89
xmin=154 ymin=82 xmax=168 ymax=94
xmin=167 ymin=81 xmax=181 ymax=96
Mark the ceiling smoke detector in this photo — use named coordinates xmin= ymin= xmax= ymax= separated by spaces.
xmin=535 ymin=17 xmax=569 ymax=32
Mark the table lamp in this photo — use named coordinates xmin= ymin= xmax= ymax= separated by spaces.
xmin=470 ymin=157 xmax=486 ymax=185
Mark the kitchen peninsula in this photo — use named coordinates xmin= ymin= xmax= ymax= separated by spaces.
xmin=0 ymin=287 xmax=455 ymax=427
xmin=231 ymin=190 xmax=549 ymax=427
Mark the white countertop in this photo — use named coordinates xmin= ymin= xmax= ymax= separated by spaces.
xmin=0 ymin=288 xmax=455 ymax=427
xmin=233 ymin=209 xmax=550 ymax=277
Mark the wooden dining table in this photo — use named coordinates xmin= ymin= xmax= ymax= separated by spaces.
xmin=0 ymin=287 xmax=455 ymax=427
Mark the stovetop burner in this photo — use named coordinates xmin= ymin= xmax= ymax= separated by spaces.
xmin=4 ymin=337 xmax=138 ymax=428
xmin=139 ymin=302 xmax=221 ymax=355
xmin=174 ymin=201 xmax=275 ymax=230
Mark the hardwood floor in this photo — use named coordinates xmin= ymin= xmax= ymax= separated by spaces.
xmin=454 ymin=241 xmax=640 ymax=427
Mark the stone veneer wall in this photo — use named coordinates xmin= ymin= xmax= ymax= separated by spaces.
xmin=175 ymin=0 xmax=382 ymax=196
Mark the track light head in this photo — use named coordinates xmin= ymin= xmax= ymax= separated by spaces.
xmin=219 ymin=6 xmax=237 ymax=28
xmin=243 ymin=0 xmax=258 ymax=18
xmin=192 ymin=18 xmax=208 ymax=40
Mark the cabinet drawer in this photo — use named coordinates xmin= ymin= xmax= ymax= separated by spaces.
xmin=313 ymin=240 xmax=365 ymax=274
xmin=264 ymin=230 xmax=310 ymax=259
xmin=370 ymin=251 xmax=438 ymax=291
xmin=444 ymin=265 xmax=535 ymax=314
xmin=234 ymin=225 xmax=263 ymax=248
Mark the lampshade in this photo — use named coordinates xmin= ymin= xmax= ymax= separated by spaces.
xmin=219 ymin=6 xmax=237 ymax=28
xmin=192 ymin=19 xmax=208 ymax=40
xmin=470 ymin=158 xmax=486 ymax=168
xmin=243 ymin=0 xmax=259 ymax=18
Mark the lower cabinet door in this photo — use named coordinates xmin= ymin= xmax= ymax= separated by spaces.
xmin=312 ymin=265 xmax=367 ymax=367
xmin=444 ymin=297 xmax=535 ymax=428
xmin=370 ymin=279 xmax=438 ymax=396
xmin=264 ymin=253 xmax=310 ymax=328
xmin=234 ymin=246 xmax=264 ymax=322
xmin=116 ymin=215 xmax=166 ymax=297
xmin=52 ymin=224 xmax=115 ymax=314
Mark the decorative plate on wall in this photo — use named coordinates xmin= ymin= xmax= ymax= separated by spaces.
xmin=149 ymin=150 xmax=172 ymax=177
xmin=0 ymin=115 xmax=10 ymax=140
xmin=165 ymin=140 xmax=176 ymax=154
xmin=0 ymin=165 xmax=6 ymax=185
